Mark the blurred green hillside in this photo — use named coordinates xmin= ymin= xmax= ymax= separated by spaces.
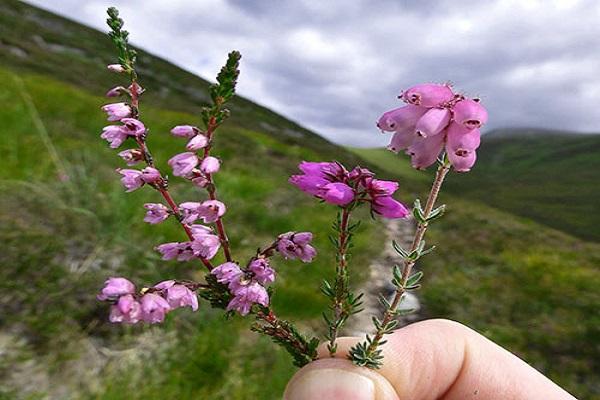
xmin=1 ymin=1 xmax=598 ymax=399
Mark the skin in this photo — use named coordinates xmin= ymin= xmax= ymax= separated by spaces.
xmin=284 ymin=319 xmax=577 ymax=400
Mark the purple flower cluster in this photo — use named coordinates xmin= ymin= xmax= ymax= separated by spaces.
xmin=378 ymin=83 xmax=488 ymax=172
xmin=277 ymin=232 xmax=317 ymax=263
xmin=98 ymin=277 xmax=198 ymax=324
xmin=167 ymin=126 xmax=220 ymax=187
xmin=289 ymin=161 xmax=409 ymax=219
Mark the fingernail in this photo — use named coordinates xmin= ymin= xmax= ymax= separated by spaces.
xmin=285 ymin=368 xmax=375 ymax=400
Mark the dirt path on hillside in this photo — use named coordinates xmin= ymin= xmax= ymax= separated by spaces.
xmin=346 ymin=217 xmax=421 ymax=336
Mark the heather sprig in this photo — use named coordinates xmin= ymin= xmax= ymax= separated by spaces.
xmin=349 ymin=84 xmax=488 ymax=368
xmin=96 ymin=8 xmax=489 ymax=375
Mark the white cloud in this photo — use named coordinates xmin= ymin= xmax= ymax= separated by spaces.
xmin=26 ymin=0 xmax=600 ymax=146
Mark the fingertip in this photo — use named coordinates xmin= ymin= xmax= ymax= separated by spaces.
xmin=284 ymin=358 xmax=399 ymax=400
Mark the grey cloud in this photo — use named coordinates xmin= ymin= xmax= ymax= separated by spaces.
xmin=26 ymin=0 xmax=600 ymax=146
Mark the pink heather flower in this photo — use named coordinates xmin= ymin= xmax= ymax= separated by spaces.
xmin=117 ymin=149 xmax=143 ymax=166
xmin=117 ymin=169 xmax=144 ymax=192
xmin=415 ymin=108 xmax=451 ymax=137
xmin=98 ymin=277 xmax=135 ymax=300
xmin=121 ymin=118 xmax=146 ymax=137
xmin=406 ymin=132 xmax=445 ymax=170
xmin=179 ymin=202 xmax=201 ymax=224
xmin=143 ymin=203 xmax=170 ymax=224
xmin=109 ymin=294 xmax=142 ymax=324
xmin=320 ymin=182 xmax=355 ymax=206
xmin=196 ymin=200 xmax=226 ymax=223
xmin=189 ymin=224 xmax=212 ymax=236
xmin=401 ymin=83 xmax=454 ymax=107
xmin=371 ymin=196 xmax=410 ymax=219
xmin=200 ymin=156 xmax=220 ymax=174
xmin=446 ymin=123 xmax=481 ymax=172
xmin=155 ymin=281 xmax=199 ymax=311
xmin=191 ymin=175 xmax=209 ymax=188
xmin=190 ymin=232 xmax=221 ymax=259
xmin=376 ymin=105 xmax=428 ymax=132
xmin=156 ymin=242 xmax=181 ymax=260
xmin=106 ymin=86 xmax=124 ymax=97
xmin=101 ymin=102 xmax=132 ymax=122
xmin=101 ymin=125 xmax=128 ymax=148
xmin=277 ymin=232 xmax=317 ymax=263
xmin=387 ymin=127 xmax=419 ymax=153
xmin=107 ymin=64 xmax=125 ymax=73
xmin=363 ymin=178 xmax=399 ymax=197
xmin=227 ymin=282 xmax=269 ymax=316
xmin=453 ymin=99 xmax=488 ymax=130
xmin=348 ymin=166 xmax=374 ymax=181
xmin=175 ymin=242 xmax=196 ymax=261
xmin=290 ymin=161 xmax=354 ymax=204
xmin=186 ymin=134 xmax=209 ymax=151
xmin=171 ymin=125 xmax=199 ymax=138
xmin=289 ymin=174 xmax=329 ymax=196
xmin=141 ymin=167 xmax=161 ymax=183
xmin=248 ymin=258 xmax=275 ymax=285
xmin=140 ymin=293 xmax=171 ymax=324
xmin=168 ymin=152 xmax=199 ymax=177
xmin=211 ymin=262 xmax=243 ymax=285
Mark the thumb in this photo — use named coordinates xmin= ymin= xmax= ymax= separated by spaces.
xmin=284 ymin=357 xmax=399 ymax=400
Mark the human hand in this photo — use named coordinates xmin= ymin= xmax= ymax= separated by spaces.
xmin=284 ymin=319 xmax=576 ymax=399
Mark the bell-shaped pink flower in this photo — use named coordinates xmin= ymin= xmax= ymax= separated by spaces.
xmin=156 ymin=242 xmax=181 ymax=260
xmin=107 ymin=64 xmax=125 ymax=73
xmin=363 ymin=178 xmax=399 ymax=197
xmin=448 ymin=150 xmax=477 ymax=172
xmin=446 ymin=123 xmax=481 ymax=172
xmin=106 ymin=86 xmax=125 ymax=97
xmin=171 ymin=125 xmax=199 ymax=138
xmin=98 ymin=277 xmax=136 ymax=300
xmin=117 ymin=168 xmax=144 ymax=192
xmin=211 ymin=262 xmax=243 ymax=285
xmin=415 ymin=108 xmax=451 ymax=137
xmin=446 ymin=123 xmax=481 ymax=152
xmin=143 ymin=203 xmax=170 ymax=224
xmin=453 ymin=99 xmax=488 ymax=129
xmin=200 ymin=156 xmax=220 ymax=174
xmin=101 ymin=102 xmax=132 ymax=122
xmin=186 ymin=134 xmax=209 ymax=151
xmin=401 ymin=83 xmax=454 ymax=107
xmin=227 ymin=282 xmax=269 ymax=316
xmin=179 ymin=202 xmax=202 ymax=224
xmin=289 ymin=174 xmax=329 ymax=196
xmin=248 ymin=258 xmax=275 ymax=285
xmin=191 ymin=175 xmax=209 ymax=188
xmin=371 ymin=196 xmax=409 ymax=219
xmin=191 ymin=232 xmax=221 ymax=259
xmin=155 ymin=281 xmax=199 ymax=311
xmin=168 ymin=152 xmax=199 ymax=177
xmin=117 ymin=149 xmax=143 ymax=166
xmin=121 ymin=118 xmax=146 ymax=137
xmin=320 ymin=182 xmax=354 ymax=206
xmin=101 ymin=125 xmax=128 ymax=148
xmin=406 ymin=132 xmax=445 ymax=170
xmin=196 ymin=200 xmax=226 ymax=223
xmin=277 ymin=232 xmax=317 ymax=263
xmin=140 ymin=293 xmax=171 ymax=324
xmin=141 ymin=167 xmax=161 ymax=183
xmin=387 ymin=127 xmax=419 ymax=153
xmin=377 ymin=105 xmax=428 ymax=132
xmin=109 ymin=294 xmax=142 ymax=324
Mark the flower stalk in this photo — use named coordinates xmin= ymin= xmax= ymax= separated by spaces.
xmin=349 ymin=159 xmax=450 ymax=368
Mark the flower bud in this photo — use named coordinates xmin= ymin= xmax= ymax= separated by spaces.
xmin=186 ymin=134 xmax=209 ymax=151
xmin=200 ymin=156 xmax=220 ymax=174
xmin=376 ymin=105 xmax=427 ymax=132
xmin=171 ymin=125 xmax=199 ymax=138
xmin=168 ymin=152 xmax=199 ymax=177
xmin=107 ymin=64 xmax=125 ymax=73
xmin=141 ymin=167 xmax=161 ymax=183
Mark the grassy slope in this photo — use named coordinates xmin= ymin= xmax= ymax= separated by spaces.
xmin=444 ymin=129 xmax=600 ymax=242
xmin=350 ymin=147 xmax=600 ymax=399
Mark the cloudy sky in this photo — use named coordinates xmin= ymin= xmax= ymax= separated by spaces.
xmin=28 ymin=0 xmax=600 ymax=146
